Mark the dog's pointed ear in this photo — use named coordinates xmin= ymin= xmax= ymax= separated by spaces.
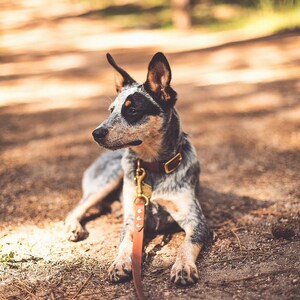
xmin=106 ymin=53 xmax=136 ymax=93
xmin=144 ymin=52 xmax=176 ymax=106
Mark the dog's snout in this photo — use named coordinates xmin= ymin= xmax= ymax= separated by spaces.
xmin=93 ymin=127 xmax=108 ymax=140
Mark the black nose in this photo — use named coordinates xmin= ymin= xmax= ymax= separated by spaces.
xmin=92 ymin=127 xmax=108 ymax=140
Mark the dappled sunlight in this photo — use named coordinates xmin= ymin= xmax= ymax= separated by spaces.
xmin=69 ymin=29 xmax=274 ymax=53
xmin=0 ymin=218 xmax=121 ymax=297
xmin=0 ymin=78 xmax=104 ymax=106
xmin=2 ymin=34 xmax=299 ymax=109
xmin=190 ymin=91 xmax=283 ymax=114
xmin=0 ymin=96 xmax=101 ymax=114
xmin=1 ymin=1 xmax=300 ymax=299
xmin=1 ymin=222 xmax=79 ymax=262
xmin=2 ymin=53 xmax=89 ymax=77
xmin=2 ymin=0 xmax=299 ymax=115
xmin=0 ymin=218 xmax=119 ymax=264
xmin=261 ymin=108 xmax=300 ymax=151
xmin=0 ymin=0 xmax=85 ymax=30
xmin=174 ymin=65 xmax=300 ymax=85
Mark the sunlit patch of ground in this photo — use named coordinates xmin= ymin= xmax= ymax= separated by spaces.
xmin=1 ymin=1 xmax=300 ymax=299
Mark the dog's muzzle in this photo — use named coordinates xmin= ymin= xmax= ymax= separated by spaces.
xmin=92 ymin=127 xmax=108 ymax=142
xmin=92 ymin=126 xmax=143 ymax=149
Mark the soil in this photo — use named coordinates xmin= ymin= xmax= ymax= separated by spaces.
xmin=0 ymin=1 xmax=300 ymax=299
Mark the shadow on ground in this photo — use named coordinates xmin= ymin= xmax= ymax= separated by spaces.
xmin=1 ymin=2 xmax=300 ymax=298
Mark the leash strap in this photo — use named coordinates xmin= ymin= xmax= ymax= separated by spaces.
xmin=131 ymin=147 xmax=182 ymax=299
xmin=132 ymin=202 xmax=146 ymax=300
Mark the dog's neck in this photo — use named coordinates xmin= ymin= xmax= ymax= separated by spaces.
xmin=130 ymin=108 xmax=183 ymax=162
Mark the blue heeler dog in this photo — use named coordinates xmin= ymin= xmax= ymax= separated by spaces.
xmin=65 ymin=52 xmax=211 ymax=285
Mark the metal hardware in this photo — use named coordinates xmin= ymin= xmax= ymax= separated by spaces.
xmin=134 ymin=160 xmax=150 ymax=206
xmin=134 ymin=194 xmax=149 ymax=206
xmin=164 ymin=152 xmax=182 ymax=174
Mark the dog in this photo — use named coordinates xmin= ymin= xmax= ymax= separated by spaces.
xmin=65 ymin=52 xmax=211 ymax=285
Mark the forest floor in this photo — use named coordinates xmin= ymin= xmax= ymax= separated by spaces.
xmin=0 ymin=1 xmax=300 ymax=299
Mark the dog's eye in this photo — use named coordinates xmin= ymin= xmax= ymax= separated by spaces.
xmin=128 ymin=107 xmax=137 ymax=115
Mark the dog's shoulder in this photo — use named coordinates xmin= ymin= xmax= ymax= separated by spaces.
xmin=84 ymin=149 xmax=125 ymax=181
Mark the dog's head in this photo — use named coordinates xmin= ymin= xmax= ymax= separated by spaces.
xmin=92 ymin=52 xmax=177 ymax=160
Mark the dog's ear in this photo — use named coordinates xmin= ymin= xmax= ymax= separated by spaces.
xmin=106 ymin=53 xmax=136 ymax=93
xmin=144 ymin=52 xmax=176 ymax=107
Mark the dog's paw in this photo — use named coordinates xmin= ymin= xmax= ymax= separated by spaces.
xmin=65 ymin=218 xmax=87 ymax=242
xmin=108 ymin=256 xmax=132 ymax=283
xmin=170 ymin=261 xmax=199 ymax=285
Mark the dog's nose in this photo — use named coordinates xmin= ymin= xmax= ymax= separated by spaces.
xmin=92 ymin=127 xmax=108 ymax=140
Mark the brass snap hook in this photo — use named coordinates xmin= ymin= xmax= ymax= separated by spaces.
xmin=134 ymin=195 xmax=149 ymax=206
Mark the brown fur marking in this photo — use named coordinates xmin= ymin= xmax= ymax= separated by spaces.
xmin=148 ymin=61 xmax=170 ymax=95
xmin=155 ymin=199 xmax=179 ymax=212
xmin=125 ymin=100 xmax=132 ymax=107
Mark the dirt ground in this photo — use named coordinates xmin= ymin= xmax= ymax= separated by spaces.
xmin=1 ymin=1 xmax=300 ymax=299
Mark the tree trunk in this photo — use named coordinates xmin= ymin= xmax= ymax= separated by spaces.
xmin=171 ymin=0 xmax=192 ymax=30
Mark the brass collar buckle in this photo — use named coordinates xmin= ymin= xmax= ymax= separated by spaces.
xmin=164 ymin=152 xmax=183 ymax=174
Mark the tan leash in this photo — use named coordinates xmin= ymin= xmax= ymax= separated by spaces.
xmin=132 ymin=201 xmax=146 ymax=300
xmin=132 ymin=151 xmax=182 ymax=300
xmin=132 ymin=160 xmax=150 ymax=300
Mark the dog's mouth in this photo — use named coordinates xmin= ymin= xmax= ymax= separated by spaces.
xmin=97 ymin=140 xmax=142 ymax=150
xmin=128 ymin=140 xmax=142 ymax=146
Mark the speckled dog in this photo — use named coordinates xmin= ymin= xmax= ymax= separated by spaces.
xmin=65 ymin=52 xmax=211 ymax=285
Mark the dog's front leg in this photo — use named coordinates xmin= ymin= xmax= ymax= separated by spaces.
xmin=65 ymin=173 xmax=122 ymax=242
xmin=108 ymin=178 xmax=135 ymax=283
xmin=157 ymin=195 xmax=210 ymax=285
xmin=170 ymin=223 xmax=203 ymax=285
xmin=65 ymin=193 xmax=100 ymax=242
xmin=108 ymin=220 xmax=134 ymax=283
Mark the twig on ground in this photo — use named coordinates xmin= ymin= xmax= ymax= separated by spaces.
xmin=52 ymin=272 xmax=65 ymax=289
xmin=71 ymin=273 xmax=93 ymax=300
xmin=15 ymin=283 xmax=38 ymax=299
xmin=50 ymin=291 xmax=55 ymax=300
xmin=0 ymin=233 xmax=8 ymax=240
xmin=231 ymin=230 xmax=243 ymax=253
xmin=251 ymin=208 xmax=278 ymax=216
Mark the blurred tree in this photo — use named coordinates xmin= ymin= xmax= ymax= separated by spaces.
xmin=171 ymin=0 xmax=192 ymax=29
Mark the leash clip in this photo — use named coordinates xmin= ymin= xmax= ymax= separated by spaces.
xmin=134 ymin=160 xmax=150 ymax=206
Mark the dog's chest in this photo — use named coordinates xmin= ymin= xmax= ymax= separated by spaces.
xmin=144 ymin=200 xmax=176 ymax=232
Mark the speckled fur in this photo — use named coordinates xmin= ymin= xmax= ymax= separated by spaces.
xmin=65 ymin=52 xmax=211 ymax=285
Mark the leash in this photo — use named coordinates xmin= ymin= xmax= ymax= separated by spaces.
xmin=132 ymin=147 xmax=182 ymax=300
xmin=132 ymin=161 xmax=150 ymax=300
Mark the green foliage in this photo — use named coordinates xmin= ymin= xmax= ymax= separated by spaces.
xmin=213 ymin=0 xmax=299 ymax=8
xmin=255 ymin=0 xmax=299 ymax=12
xmin=70 ymin=0 xmax=300 ymax=32
xmin=0 ymin=244 xmax=15 ymax=266
xmin=192 ymin=2 xmax=300 ymax=32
